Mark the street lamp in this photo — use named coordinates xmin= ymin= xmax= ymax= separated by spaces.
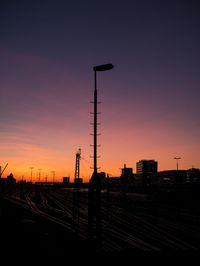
xmin=29 ymin=167 xmax=34 ymax=183
xmin=174 ymin=157 xmax=181 ymax=171
xmin=51 ymin=170 xmax=55 ymax=184
xmin=38 ymin=168 xmax=42 ymax=183
xmin=92 ymin=64 xmax=114 ymax=177
xmin=93 ymin=64 xmax=114 ymax=72
xmin=88 ymin=63 xmax=114 ymax=245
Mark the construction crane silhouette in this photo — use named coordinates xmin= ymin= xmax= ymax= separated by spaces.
xmin=0 ymin=163 xmax=8 ymax=178
xmin=74 ymin=148 xmax=81 ymax=182
xmin=73 ymin=148 xmax=81 ymax=233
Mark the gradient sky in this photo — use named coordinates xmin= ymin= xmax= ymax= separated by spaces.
xmin=1 ymin=0 xmax=200 ymax=182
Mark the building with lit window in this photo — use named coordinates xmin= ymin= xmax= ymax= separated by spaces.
xmin=186 ymin=168 xmax=200 ymax=184
xmin=158 ymin=170 xmax=187 ymax=186
xmin=136 ymin=160 xmax=158 ymax=187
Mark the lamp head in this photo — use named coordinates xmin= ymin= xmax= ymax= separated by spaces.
xmin=93 ymin=64 xmax=114 ymax=72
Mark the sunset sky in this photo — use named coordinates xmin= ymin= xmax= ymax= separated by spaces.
xmin=1 ymin=0 xmax=200 ymax=182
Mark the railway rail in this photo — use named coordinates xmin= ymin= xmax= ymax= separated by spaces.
xmin=2 ymin=186 xmax=200 ymax=252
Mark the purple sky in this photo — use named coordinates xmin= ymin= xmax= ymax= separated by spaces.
xmin=0 ymin=0 xmax=200 ymax=181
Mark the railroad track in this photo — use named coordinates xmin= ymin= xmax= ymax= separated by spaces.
xmin=3 ymin=187 xmax=200 ymax=252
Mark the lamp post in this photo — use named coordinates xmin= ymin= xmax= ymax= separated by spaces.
xmin=51 ymin=170 xmax=55 ymax=184
xmin=38 ymin=168 xmax=42 ymax=183
xmin=174 ymin=157 xmax=181 ymax=171
xmin=88 ymin=63 xmax=114 ymax=246
xmin=92 ymin=64 xmax=114 ymax=175
xmin=29 ymin=167 xmax=34 ymax=183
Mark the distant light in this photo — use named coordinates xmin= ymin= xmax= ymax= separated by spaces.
xmin=93 ymin=64 xmax=114 ymax=72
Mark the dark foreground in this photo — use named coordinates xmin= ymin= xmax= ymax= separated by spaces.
xmin=1 ymin=185 xmax=200 ymax=262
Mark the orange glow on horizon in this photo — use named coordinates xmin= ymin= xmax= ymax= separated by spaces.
xmin=1 ymin=48 xmax=200 ymax=182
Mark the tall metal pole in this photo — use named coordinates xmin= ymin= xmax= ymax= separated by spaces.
xmin=88 ymin=63 xmax=114 ymax=249
xmin=88 ymin=69 xmax=101 ymax=247
xmin=94 ymin=70 xmax=97 ymax=174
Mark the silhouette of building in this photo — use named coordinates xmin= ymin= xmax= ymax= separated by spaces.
xmin=120 ymin=164 xmax=134 ymax=185
xmin=136 ymin=160 xmax=158 ymax=187
xmin=18 ymin=180 xmax=26 ymax=185
xmin=158 ymin=170 xmax=187 ymax=186
xmin=99 ymin=172 xmax=106 ymax=185
xmin=63 ymin=177 xmax=70 ymax=185
xmin=74 ymin=178 xmax=83 ymax=185
xmin=0 ymin=173 xmax=16 ymax=185
xmin=186 ymin=168 xmax=200 ymax=184
xmin=107 ymin=176 xmax=120 ymax=188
